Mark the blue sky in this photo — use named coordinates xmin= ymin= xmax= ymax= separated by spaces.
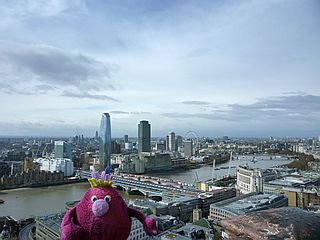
xmin=0 ymin=0 xmax=319 ymax=137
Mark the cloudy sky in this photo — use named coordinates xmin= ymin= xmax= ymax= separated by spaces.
xmin=0 ymin=0 xmax=319 ymax=138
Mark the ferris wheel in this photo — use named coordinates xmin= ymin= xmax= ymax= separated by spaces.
xmin=184 ymin=131 xmax=199 ymax=149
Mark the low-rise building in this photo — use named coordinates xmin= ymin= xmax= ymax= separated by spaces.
xmin=236 ymin=165 xmax=263 ymax=194
xmin=36 ymin=212 xmax=63 ymax=240
xmin=34 ymin=158 xmax=74 ymax=177
xmin=263 ymin=173 xmax=320 ymax=207
xmin=221 ymin=207 xmax=320 ymax=239
xmin=140 ymin=153 xmax=172 ymax=172
xmin=209 ymin=192 xmax=288 ymax=223
xmin=236 ymin=165 xmax=282 ymax=195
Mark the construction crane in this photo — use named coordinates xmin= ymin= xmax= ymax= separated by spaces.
xmin=42 ymin=143 xmax=50 ymax=157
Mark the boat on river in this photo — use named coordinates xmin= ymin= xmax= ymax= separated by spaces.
xmin=0 ymin=199 xmax=4 ymax=204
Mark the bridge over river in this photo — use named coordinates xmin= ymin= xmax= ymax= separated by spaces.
xmin=77 ymin=171 xmax=203 ymax=200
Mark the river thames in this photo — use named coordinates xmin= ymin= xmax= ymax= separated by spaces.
xmin=0 ymin=155 xmax=292 ymax=219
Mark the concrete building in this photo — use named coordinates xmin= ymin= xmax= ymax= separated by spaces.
xmin=138 ymin=120 xmax=151 ymax=153
xmin=166 ymin=135 xmax=170 ymax=151
xmin=236 ymin=165 xmax=263 ymax=194
xmin=183 ymin=140 xmax=193 ymax=157
xmin=192 ymin=208 xmax=202 ymax=222
xmin=0 ymin=169 xmax=64 ymax=189
xmin=36 ymin=212 xmax=63 ymax=240
xmin=209 ymin=193 xmax=288 ymax=223
xmin=124 ymin=134 xmax=129 ymax=143
xmin=176 ymin=135 xmax=183 ymax=151
xmin=34 ymin=158 xmax=74 ymax=177
xmin=221 ymin=207 xmax=320 ymax=240
xmin=156 ymin=142 xmax=166 ymax=152
xmin=140 ymin=153 xmax=172 ymax=172
xmin=54 ymin=141 xmax=72 ymax=160
xmin=125 ymin=142 xmax=133 ymax=151
xmin=134 ymin=188 xmax=236 ymax=223
xmin=169 ymin=132 xmax=176 ymax=152
xmin=263 ymin=174 xmax=320 ymax=207
xmin=99 ymin=113 xmax=112 ymax=170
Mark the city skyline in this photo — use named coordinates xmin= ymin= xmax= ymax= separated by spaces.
xmin=0 ymin=1 xmax=319 ymax=137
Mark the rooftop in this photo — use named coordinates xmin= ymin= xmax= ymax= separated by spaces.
xmin=213 ymin=193 xmax=286 ymax=215
xmin=36 ymin=212 xmax=64 ymax=234
xmin=221 ymin=207 xmax=320 ymax=239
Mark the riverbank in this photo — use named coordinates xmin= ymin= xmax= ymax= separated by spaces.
xmin=0 ymin=178 xmax=87 ymax=191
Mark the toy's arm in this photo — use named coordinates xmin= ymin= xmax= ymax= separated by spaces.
xmin=61 ymin=207 xmax=85 ymax=240
xmin=128 ymin=207 xmax=158 ymax=236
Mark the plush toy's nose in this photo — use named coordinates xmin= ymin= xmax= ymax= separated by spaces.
xmin=92 ymin=199 xmax=109 ymax=217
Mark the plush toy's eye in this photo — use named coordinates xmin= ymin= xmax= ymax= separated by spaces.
xmin=91 ymin=195 xmax=98 ymax=202
xmin=104 ymin=195 xmax=111 ymax=203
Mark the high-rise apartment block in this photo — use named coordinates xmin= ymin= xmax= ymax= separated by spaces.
xmin=169 ymin=132 xmax=176 ymax=152
xmin=138 ymin=120 xmax=151 ymax=153
xmin=183 ymin=140 xmax=193 ymax=157
xmin=54 ymin=141 xmax=72 ymax=160
xmin=176 ymin=135 xmax=183 ymax=151
xmin=99 ymin=113 xmax=112 ymax=170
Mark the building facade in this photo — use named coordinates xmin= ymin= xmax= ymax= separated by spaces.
xmin=99 ymin=113 xmax=112 ymax=170
xmin=209 ymin=193 xmax=288 ymax=223
xmin=183 ymin=140 xmax=193 ymax=157
xmin=34 ymin=158 xmax=74 ymax=177
xmin=138 ymin=120 xmax=151 ymax=153
xmin=236 ymin=165 xmax=263 ymax=194
xmin=169 ymin=132 xmax=176 ymax=152
xmin=54 ymin=141 xmax=72 ymax=160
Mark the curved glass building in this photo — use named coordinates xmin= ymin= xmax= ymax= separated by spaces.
xmin=99 ymin=113 xmax=111 ymax=170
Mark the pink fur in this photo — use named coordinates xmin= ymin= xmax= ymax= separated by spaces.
xmin=61 ymin=186 xmax=157 ymax=240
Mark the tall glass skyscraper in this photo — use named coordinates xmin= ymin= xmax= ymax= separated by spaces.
xmin=138 ymin=120 xmax=151 ymax=153
xmin=99 ymin=113 xmax=111 ymax=170
xmin=54 ymin=141 xmax=72 ymax=160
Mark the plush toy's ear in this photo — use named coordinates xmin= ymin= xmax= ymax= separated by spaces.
xmin=61 ymin=207 xmax=85 ymax=240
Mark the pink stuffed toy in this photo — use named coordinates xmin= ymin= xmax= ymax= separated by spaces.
xmin=61 ymin=169 xmax=158 ymax=240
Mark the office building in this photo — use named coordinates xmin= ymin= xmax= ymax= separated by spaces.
xmin=124 ymin=134 xmax=129 ymax=143
xmin=209 ymin=193 xmax=287 ymax=222
xmin=34 ymin=158 xmax=74 ymax=177
xmin=156 ymin=142 xmax=166 ymax=151
xmin=176 ymin=135 xmax=183 ymax=151
xmin=236 ymin=165 xmax=263 ymax=194
xmin=36 ymin=212 xmax=64 ymax=240
xmin=263 ymin=173 xmax=320 ymax=207
xmin=165 ymin=135 xmax=170 ymax=151
xmin=169 ymin=132 xmax=176 ymax=152
xmin=54 ymin=141 xmax=72 ymax=160
xmin=183 ymin=140 xmax=193 ymax=157
xmin=99 ymin=113 xmax=112 ymax=170
xmin=128 ymin=217 xmax=152 ymax=240
xmin=140 ymin=153 xmax=172 ymax=172
xmin=138 ymin=120 xmax=151 ymax=153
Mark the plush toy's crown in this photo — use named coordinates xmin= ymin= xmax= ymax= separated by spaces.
xmin=88 ymin=166 xmax=113 ymax=188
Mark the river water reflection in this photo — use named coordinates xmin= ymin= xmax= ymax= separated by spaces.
xmin=0 ymin=155 xmax=292 ymax=219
